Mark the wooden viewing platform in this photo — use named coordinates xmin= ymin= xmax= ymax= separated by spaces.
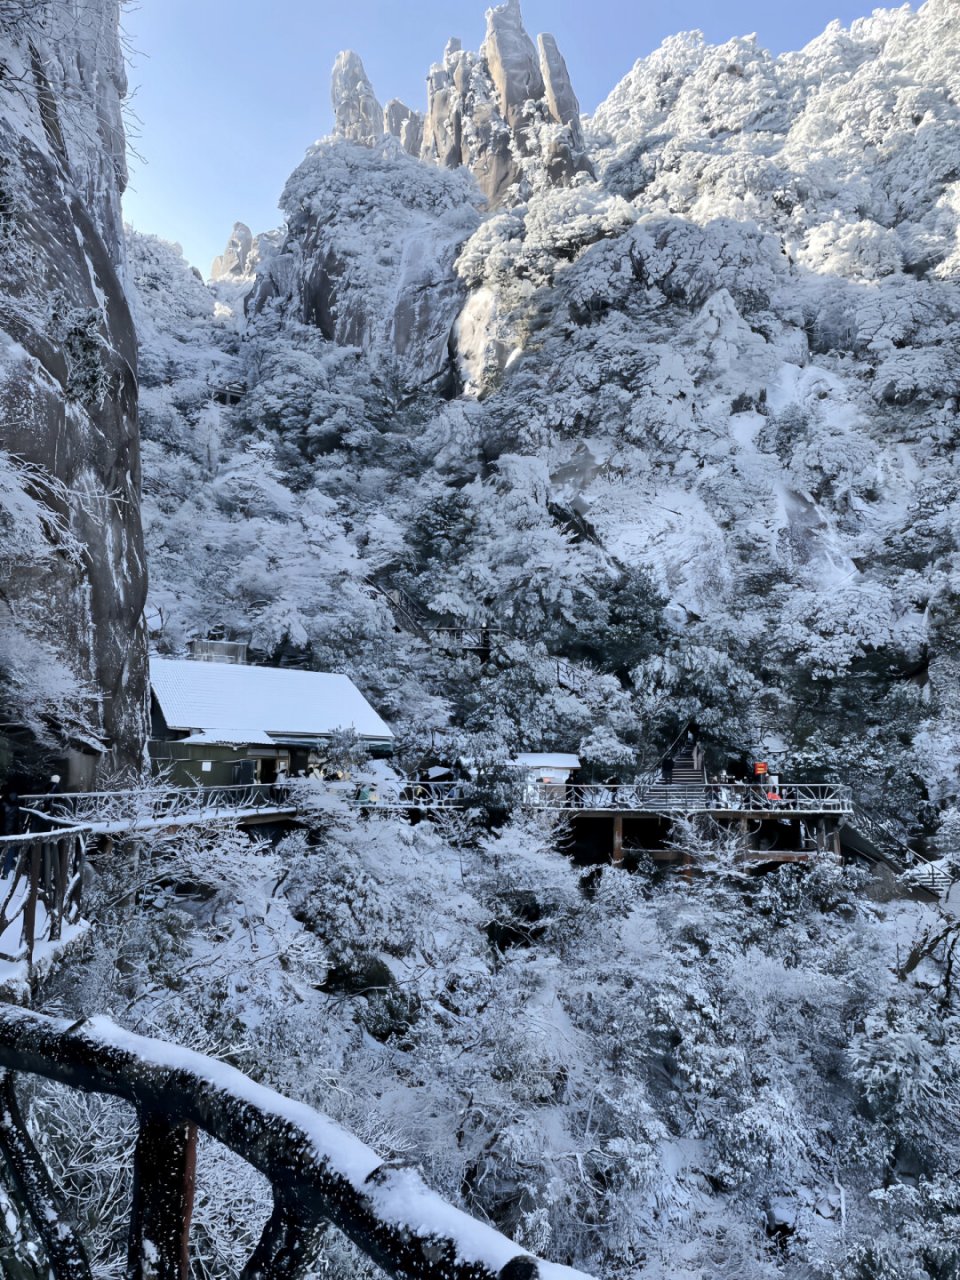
xmin=24 ymin=779 xmax=853 ymax=823
xmin=23 ymin=777 xmax=898 ymax=871
xmin=22 ymin=785 xmax=297 ymax=835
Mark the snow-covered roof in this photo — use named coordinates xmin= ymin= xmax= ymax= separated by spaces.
xmin=150 ymin=658 xmax=394 ymax=744
xmin=514 ymin=753 xmax=581 ymax=770
xmin=180 ymin=728 xmax=276 ymax=747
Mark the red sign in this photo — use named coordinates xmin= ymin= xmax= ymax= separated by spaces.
xmin=753 ymin=762 xmax=768 ymax=776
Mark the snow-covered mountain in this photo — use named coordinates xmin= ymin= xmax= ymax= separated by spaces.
xmin=135 ymin=0 xmax=959 ymax=836
xmin=4 ymin=4 xmax=960 ymax=1279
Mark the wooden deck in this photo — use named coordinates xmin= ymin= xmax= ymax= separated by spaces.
xmin=522 ymin=781 xmax=853 ymax=816
xmin=22 ymin=785 xmax=298 ymax=835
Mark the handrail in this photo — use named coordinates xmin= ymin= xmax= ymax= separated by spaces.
xmin=631 ymin=721 xmax=696 ymax=791
xmin=22 ymin=784 xmax=295 ymax=830
xmin=0 ymin=826 xmax=88 ymax=964
xmin=525 ymin=782 xmax=853 ymax=814
xmin=23 ymin=779 xmax=855 ymax=822
xmin=429 ymin=627 xmax=500 ymax=649
xmin=849 ymin=801 xmax=918 ymax=867
xmin=0 ymin=1006 xmax=593 ymax=1280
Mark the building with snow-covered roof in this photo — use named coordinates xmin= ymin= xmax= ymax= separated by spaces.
xmin=513 ymin=752 xmax=581 ymax=802
xmin=149 ymin=656 xmax=393 ymax=786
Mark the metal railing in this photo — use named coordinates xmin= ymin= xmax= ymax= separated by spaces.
xmin=342 ymin=780 xmax=469 ymax=810
xmin=524 ymin=781 xmax=854 ymax=814
xmin=850 ymin=801 xmax=919 ymax=866
xmin=0 ymin=822 xmax=87 ymax=965
xmin=905 ymin=862 xmax=953 ymax=896
xmin=555 ymin=658 xmax=592 ymax=694
xmin=429 ymin=627 xmax=500 ymax=651
xmin=22 ymin=784 xmax=294 ymax=832
xmin=21 ymin=779 xmax=855 ymax=833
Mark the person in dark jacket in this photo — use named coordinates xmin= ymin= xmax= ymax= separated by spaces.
xmin=662 ymin=757 xmax=674 ymax=785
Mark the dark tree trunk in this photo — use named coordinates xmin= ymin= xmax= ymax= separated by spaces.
xmin=239 ymin=1197 xmax=326 ymax=1279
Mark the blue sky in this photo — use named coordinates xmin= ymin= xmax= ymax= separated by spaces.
xmin=121 ymin=0 xmax=898 ymax=274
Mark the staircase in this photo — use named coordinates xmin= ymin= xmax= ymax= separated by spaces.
xmin=366 ymin=577 xmax=432 ymax=641
xmin=670 ymin=748 xmax=706 ymax=787
xmin=906 ymin=861 xmax=953 ymax=898
xmin=632 ymin=743 xmax=707 ymax=810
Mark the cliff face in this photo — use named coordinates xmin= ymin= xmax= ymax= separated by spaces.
xmin=250 ymin=143 xmax=482 ymax=394
xmin=331 ymin=2 xmax=592 ymax=207
xmin=0 ymin=1 xmax=147 ymax=781
xmin=247 ymin=2 xmax=593 ymax=395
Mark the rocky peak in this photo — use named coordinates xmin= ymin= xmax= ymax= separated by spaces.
xmin=210 ymin=221 xmax=255 ymax=281
xmin=384 ymin=99 xmax=424 ymax=157
xmin=331 ymin=50 xmax=384 ymax=145
xmin=481 ymin=0 xmax=545 ymax=130
xmin=422 ymin=0 xmax=592 ymax=203
xmin=327 ymin=4 xmax=591 ymax=205
xmin=422 ymin=38 xmax=477 ymax=173
xmin=538 ymin=32 xmax=584 ymax=148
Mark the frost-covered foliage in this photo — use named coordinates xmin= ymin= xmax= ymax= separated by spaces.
xmin=37 ymin=808 xmax=960 ymax=1279
xmin=77 ymin=3 xmax=960 ymax=1273
xmin=129 ymin=0 xmax=960 ymax=818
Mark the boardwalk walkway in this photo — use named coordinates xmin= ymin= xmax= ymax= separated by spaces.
xmin=23 ymin=784 xmax=297 ymax=835
xmin=25 ymin=778 xmax=854 ymax=826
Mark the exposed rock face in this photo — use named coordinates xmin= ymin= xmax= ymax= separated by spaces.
xmin=0 ymin=1 xmax=147 ymax=779
xmin=250 ymin=142 xmax=481 ymax=393
xmin=383 ymin=99 xmax=424 ymax=157
xmin=481 ymin=0 xmax=544 ymax=132
xmin=422 ymin=39 xmax=474 ymax=171
xmin=331 ymin=50 xmax=383 ymax=146
xmin=210 ymin=221 xmax=255 ymax=280
xmin=332 ymin=3 xmax=591 ymax=207
xmin=538 ymin=33 xmax=584 ymax=147
xmin=421 ymin=35 xmax=521 ymax=206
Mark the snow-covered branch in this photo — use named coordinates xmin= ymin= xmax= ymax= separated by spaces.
xmin=0 ymin=1006 xmax=593 ymax=1280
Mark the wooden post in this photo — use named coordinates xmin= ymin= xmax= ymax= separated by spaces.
xmin=240 ymin=1199 xmax=326 ymax=1280
xmin=611 ymin=814 xmax=624 ymax=866
xmin=127 ymin=1113 xmax=197 ymax=1280
xmin=21 ymin=842 xmax=41 ymax=966
xmin=49 ymin=837 xmax=70 ymax=941
xmin=0 ymin=1071 xmax=93 ymax=1280
xmin=816 ymin=818 xmax=827 ymax=854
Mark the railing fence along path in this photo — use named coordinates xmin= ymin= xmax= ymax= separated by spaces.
xmin=24 ymin=779 xmax=856 ymax=825
xmin=22 ymin=784 xmax=293 ymax=832
xmin=524 ymin=781 xmax=854 ymax=814
xmin=0 ymin=1006 xmax=592 ymax=1280
xmin=0 ymin=820 xmax=88 ymax=966
xmin=343 ymin=780 xmax=854 ymax=815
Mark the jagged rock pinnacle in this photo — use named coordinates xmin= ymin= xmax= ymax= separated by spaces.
xmin=482 ymin=0 xmax=545 ymax=130
xmin=331 ymin=50 xmax=384 ymax=146
xmin=538 ymin=32 xmax=584 ymax=148
xmin=384 ymin=98 xmax=424 ymax=156
xmin=210 ymin=221 xmax=254 ymax=281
